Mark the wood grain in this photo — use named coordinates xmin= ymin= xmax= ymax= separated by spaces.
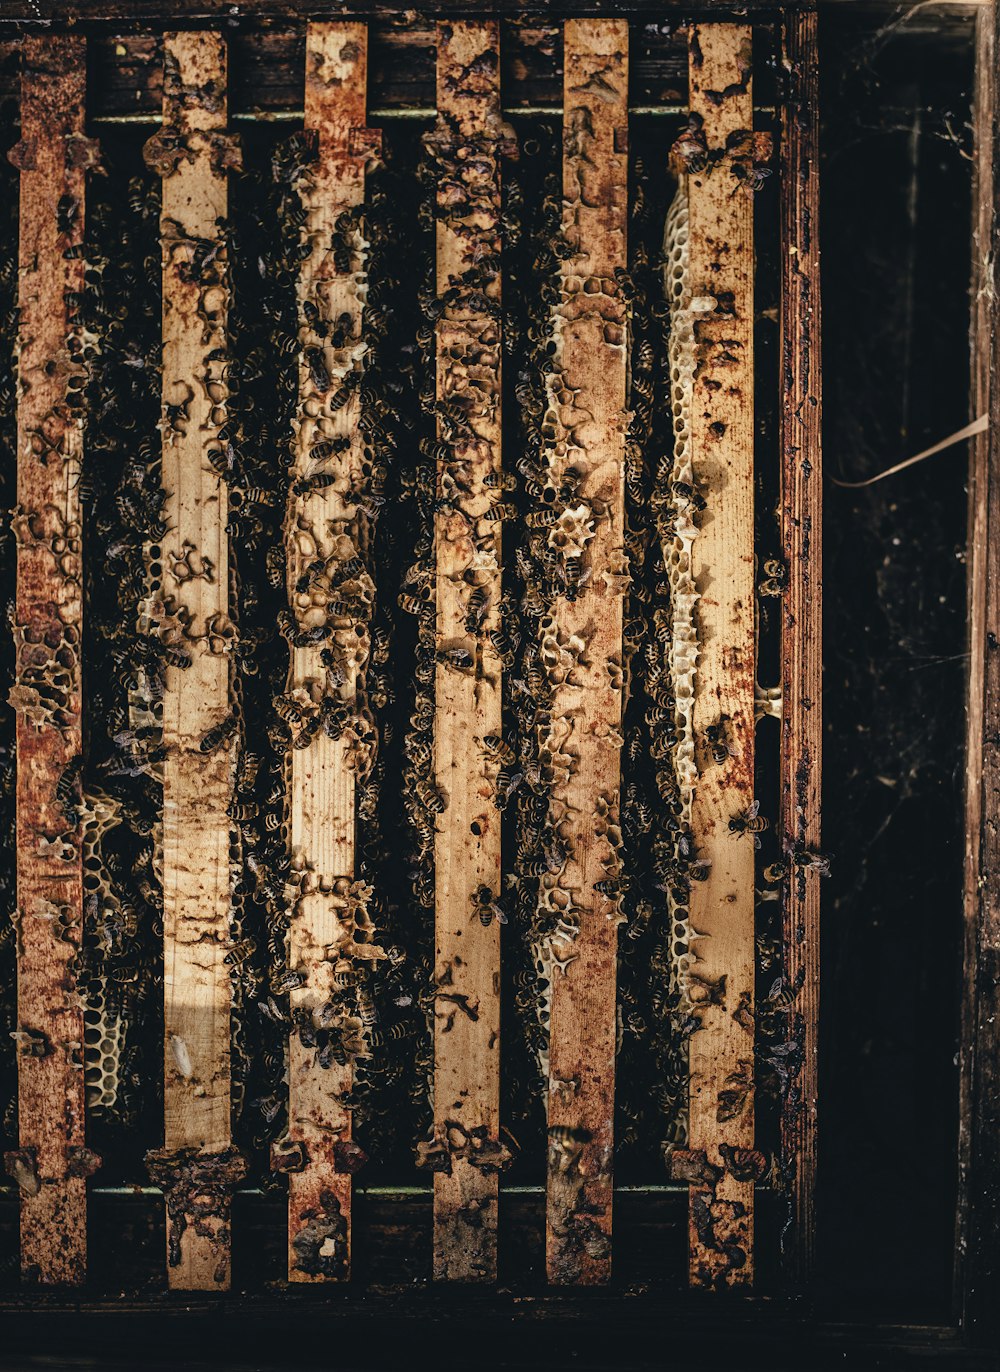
xmin=8 ymin=34 xmax=93 ymax=1286
xmin=543 ymin=18 xmax=628 ymax=1288
xmin=147 ymin=31 xmax=242 ymax=1291
xmin=778 ymin=8 xmax=822 ymax=1287
xmin=685 ymin=22 xmax=757 ymax=1290
xmin=958 ymin=0 xmax=1000 ymax=1344
xmin=283 ymin=21 xmax=378 ymax=1284
xmin=431 ymin=20 xmax=506 ymax=1283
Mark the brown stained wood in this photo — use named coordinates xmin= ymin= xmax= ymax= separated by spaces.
xmin=542 ymin=18 xmax=628 ymax=1288
xmin=145 ymin=31 xmax=244 ymax=1290
xmin=684 ymin=22 xmax=756 ymax=1290
xmin=778 ymin=8 xmax=822 ymax=1286
xmin=430 ymin=20 xmax=507 ymax=1283
xmin=959 ymin=1 xmax=1000 ymax=1343
xmin=58 ymin=26 xmax=688 ymax=121
xmin=283 ymin=21 xmax=379 ymax=1284
xmin=0 ymin=0 xmax=774 ymax=26
xmin=8 ymin=34 xmax=93 ymax=1286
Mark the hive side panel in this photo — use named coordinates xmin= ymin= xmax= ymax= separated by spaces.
xmin=684 ymin=22 xmax=757 ymax=1290
xmin=961 ymin=0 xmax=1000 ymax=1343
xmin=10 ymin=35 xmax=92 ymax=1286
xmin=431 ymin=20 xmax=505 ymax=1283
xmin=779 ymin=8 xmax=822 ymax=1286
xmin=284 ymin=21 xmax=377 ymax=1284
xmin=145 ymin=31 xmax=244 ymax=1291
xmin=543 ymin=17 xmax=628 ymax=1288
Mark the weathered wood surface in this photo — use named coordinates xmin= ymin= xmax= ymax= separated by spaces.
xmin=959 ymin=0 xmax=1000 ymax=1344
xmin=542 ymin=18 xmax=628 ymax=1288
xmin=283 ymin=21 xmax=379 ymax=1284
xmin=8 ymin=34 xmax=93 ymax=1286
xmin=2 ymin=27 xmax=689 ymax=119
xmin=430 ymin=20 xmax=507 ymax=1283
xmin=684 ymin=23 xmax=757 ymax=1289
xmin=0 ymin=0 xmax=780 ymax=27
xmin=778 ymin=8 xmax=822 ymax=1286
xmin=144 ymin=31 xmax=244 ymax=1291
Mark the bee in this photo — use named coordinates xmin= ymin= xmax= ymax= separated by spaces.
xmin=55 ymin=754 xmax=83 ymax=825
xmin=398 ymin=591 xmax=430 ymax=616
xmin=57 ymin=193 xmax=80 ymax=236
xmin=472 ymin=883 xmax=507 ymax=927
xmin=163 ymin=643 xmax=192 ymax=670
xmin=525 ymin=508 xmax=557 ymax=529
xmin=417 ymin=778 xmax=445 ymax=813
xmin=728 ymin=800 xmax=768 ymax=847
xmin=758 ymin=557 xmax=788 ymax=597
xmin=484 ymin=470 xmax=516 ymax=492
xmin=704 ymin=717 xmax=731 ymax=766
xmin=483 ymin=732 xmax=516 ymax=766
xmin=200 ymin=711 xmax=238 ymax=754
xmin=311 ymin=436 xmax=351 ymax=463
xmin=792 ymin=848 xmax=832 ymax=877
xmin=437 ymin=646 xmax=474 ymax=671
xmin=305 ymin=347 xmax=330 ymax=393
xmin=293 ymin=472 xmax=337 ymax=497
xmin=459 ymin=587 xmax=491 ymax=638
xmin=483 ymin=502 xmax=516 ymax=522
xmin=227 ymin=800 xmax=258 ymax=823
xmin=329 ymin=374 xmax=360 ymax=412
xmin=225 ymin=937 xmax=256 ymax=968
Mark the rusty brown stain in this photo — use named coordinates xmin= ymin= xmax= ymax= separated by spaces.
xmin=778 ymin=9 xmax=823 ymax=1286
xmin=10 ymin=34 xmax=94 ymax=1286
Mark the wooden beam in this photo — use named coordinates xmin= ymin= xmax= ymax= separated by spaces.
xmin=684 ymin=22 xmax=757 ymax=1289
xmin=430 ymin=19 xmax=507 ymax=1283
xmin=542 ymin=17 xmax=628 ymax=1288
xmin=7 ymin=34 xmax=95 ymax=1286
xmin=958 ymin=0 xmax=1000 ymax=1344
xmin=282 ymin=20 xmax=379 ymax=1284
xmin=0 ymin=0 xmax=795 ymax=28
xmin=778 ymin=8 xmax=822 ymax=1286
xmin=143 ymin=31 xmax=245 ymax=1291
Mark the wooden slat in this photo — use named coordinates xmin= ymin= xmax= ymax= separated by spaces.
xmin=283 ymin=21 xmax=378 ymax=1284
xmin=143 ymin=31 xmax=244 ymax=1291
xmin=543 ymin=18 xmax=628 ymax=1288
xmin=778 ymin=8 xmax=822 ymax=1286
xmin=958 ymin=0 xmax=1000 ymax=1344
xmin=430 ymin=20 xmax=506 ymax=1283
xmin=7 ymin=34 xmax=94 ymax=1286
xmin=684 ymin=23 xmax=757 ymax=1289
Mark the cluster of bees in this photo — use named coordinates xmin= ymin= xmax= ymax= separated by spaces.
xmin=0 ymin=104 xmax=799 ymax=1197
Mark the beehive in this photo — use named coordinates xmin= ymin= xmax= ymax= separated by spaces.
xmin=0 ymin=9 xmax=828 ymax=1301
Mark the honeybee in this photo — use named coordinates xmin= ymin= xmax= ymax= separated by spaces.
xmin=200 ymin=711 xmax=238 ymax=754
xmin=704 ymin=717 xmax=731 ymax=766
xmin=728 ymin=801 xmax=768 ymax=847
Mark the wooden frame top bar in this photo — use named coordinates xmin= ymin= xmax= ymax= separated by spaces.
xmin=0 ymin=2 xmax=831 ymax=26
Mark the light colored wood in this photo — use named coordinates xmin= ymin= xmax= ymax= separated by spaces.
xmin=147 ymin=31 xmax=242 ymax=1290
xmin=542 ymin=18 xmax=628 ymax=1287
xmin=779 ymin=8 xmax=822 ymax=1285
xmin=685 ymin=22 xmax=757 ymax=1289
xmin=431 ymin=20 xmax=505 ymax=1282
xmin=9 ymin=35 xmax=93 ymax=1285
xmin=284 ymin=21 xmax=378 ymax=1283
